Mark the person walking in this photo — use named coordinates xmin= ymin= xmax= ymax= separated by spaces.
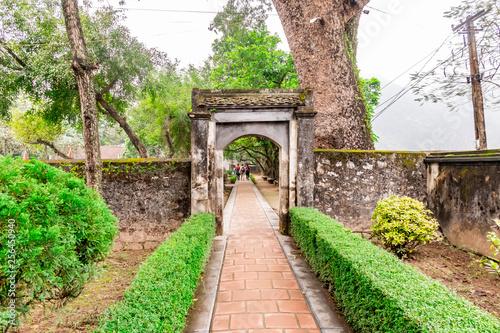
xmin=245 ymin=164 xmax=251 ymax=180
xmin=235 ymin=163 xmax=241 ymax=181
xmin=240 ymin=165 xmax=246 ymax=181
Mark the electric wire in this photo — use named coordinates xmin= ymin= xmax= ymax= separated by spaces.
xmin=373 ymin=32 xmax=455 ymax=113
xmin=372 ymin=49 xmax=464 ymax=122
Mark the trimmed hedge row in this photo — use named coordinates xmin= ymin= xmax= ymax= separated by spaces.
xmin=289 ymin=207 xmax=500 ymax=333
xmin=97 ymin=213 xmax=216 ymax=332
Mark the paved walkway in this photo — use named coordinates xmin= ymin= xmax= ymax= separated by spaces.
xmin=211 ymin=180 xmax=319 ymax=332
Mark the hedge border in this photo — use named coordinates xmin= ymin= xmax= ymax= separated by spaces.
xmin=289 ymin=207 xmax=500 ymax=333
xmin=97 ymin=213 xmax=216 ymax=332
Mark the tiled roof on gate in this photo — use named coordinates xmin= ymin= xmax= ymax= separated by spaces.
xmin=197 ymin=91 xmax=306 ymax=107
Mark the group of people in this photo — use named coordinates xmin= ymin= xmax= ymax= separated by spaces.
xmin=234 ymin=163 xmax=251 ymax=181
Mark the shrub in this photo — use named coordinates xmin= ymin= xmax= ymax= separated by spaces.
xmin=97 ymin=213 xmax=215 ymax=333
xmin=485 ymin=219 xmax=500 ymax=275
xmin=0 ymin=156 xmax=118 ymax=331
xmin=371 ymin=195 xmax=439 ymax=258
xmin=229 ymin=175 xmax=237 ymax=184
xmin=249 ymin=173 xmax=256 ymax=184
xmin=290 ymin=207 xmax=500 ymax=333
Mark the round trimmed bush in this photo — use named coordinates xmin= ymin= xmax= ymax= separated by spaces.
xmin=371 ymin=195 xmax=439 ymax=258
xmin=0 ymin=156 xmax=118 ymax=329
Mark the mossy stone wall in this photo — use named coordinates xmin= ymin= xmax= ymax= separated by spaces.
xmin=313 ymin=150 xmax=427 ymax=231
xmin=426 ymin=151 xmax=500 ymax=256
xmin=46 ymin=159 xmax=191 ymax=250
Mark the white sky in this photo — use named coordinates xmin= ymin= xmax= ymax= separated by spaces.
xmin=96 ymin=0 xmax=500 ymax=150
xmin=99 ymin=0 xmax=463 ymax=87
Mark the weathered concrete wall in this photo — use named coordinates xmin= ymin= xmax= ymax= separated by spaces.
xmin=46 ymin=159 xmax=191 ymax=250
xmin=426 ymin=151 xmax=500 ymax=256
xmin=313 ymin=150 xmax=427 ymax=231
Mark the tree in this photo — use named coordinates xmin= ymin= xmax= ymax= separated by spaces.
xmin=210 ymin=0 xmax=297 ymax=89
xmin=9 ymin=102 xmax=72 ymax=159
xmin=0 ymin=1 xmax=160 ymax=159
xmin=272 ymin=0 xmax=374 ymax=149
xmin=224 ymin=137 xmax=280 ymax=179
xmin=359 ymin=77 xmax=381 ymax=143
xmin=126 ymin=65 xmax=206 ymax=158
xmin=61 ymin=0 xmax=102 ymax=191
xmin=210 ymin=27 xmax=298 ymax=89
xmin=412 ymin=1 xmax=500 ymax=112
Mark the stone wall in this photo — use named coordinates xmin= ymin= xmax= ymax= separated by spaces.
xmin=313 ymin=150 xmax=427 ymax=231
xmin=426 ymin=151 xmax=500 ymax=256
xmin=46 ymin=159 xmax=191 ymax=250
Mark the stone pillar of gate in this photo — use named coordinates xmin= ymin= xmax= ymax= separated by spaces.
xmin=295 ymin=97 xmax=317 ymax=207
xmin=189 ymin=110 xmax=211 ymax=216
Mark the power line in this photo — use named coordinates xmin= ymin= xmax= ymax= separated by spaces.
xmin=372 ymin=50 xmax=462 ymax=122
xmin=0 ymin=29 xmax=207 ymax=48
xmin=375 ymin=32 xmax=455 ymax=110
xmin=90 ymin=6 xmax=280 ymax=16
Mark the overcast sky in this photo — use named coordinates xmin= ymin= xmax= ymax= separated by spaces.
xmin=99 ymin=0 xmax=463 ymax=85
xmin=96 ymin=0 xmax=500 ymax=150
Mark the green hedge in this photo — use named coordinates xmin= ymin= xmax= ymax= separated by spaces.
xmin=249 ymin=173 xmax=256 ymax=184
xmin=229 ymin=175 xmax=237 ymax=184
xmin=0 ymin=156 xmax=118 ymax=329
xmin=97 ymin=213 xmax=215 ymax=332
xmin=289 ymin=207 xmax=500 ymax=333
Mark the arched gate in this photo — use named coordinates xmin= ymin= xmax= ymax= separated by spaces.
xmin=189 ymin=89 xmax=316 ymax=235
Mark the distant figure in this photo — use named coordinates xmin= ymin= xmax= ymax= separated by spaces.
xmin=245 ymin=164 xmax=251 ymax=180
xmin=240 ymin=165 xmax=246 ymax=181
xmin=235 ymin=163 xmax=241 ymax=181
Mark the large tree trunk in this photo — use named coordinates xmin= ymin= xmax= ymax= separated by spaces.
xmin=61 ymin=0 xmax=102 ymax=192
xmin=96 ymin=94 xmax=150 ymax=158
xmin=272 ymin=0 xmax=374 ymax=149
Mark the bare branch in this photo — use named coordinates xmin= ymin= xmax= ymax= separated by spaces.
xmin=29 ymin=139 xmax=72 ymax=159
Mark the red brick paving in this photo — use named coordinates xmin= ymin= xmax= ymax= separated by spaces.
xmin=211 ymin=181 xmax=319 ymax=332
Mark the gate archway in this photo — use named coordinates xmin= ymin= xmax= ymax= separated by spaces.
xmin=189 ymin=89 xmax=316 ymax=235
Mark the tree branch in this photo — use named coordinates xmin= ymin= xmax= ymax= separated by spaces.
xmin=99 ymin=78 xmax=118 ymax=95
xmin=0 ymin=37 xmax=27 ymax=68
xmin=96 ymin=93 xmax=150 ymax=158
xmin=29 ymin=139 xmax=72 ymax=159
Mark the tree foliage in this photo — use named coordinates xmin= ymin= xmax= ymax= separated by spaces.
xmin=125 ymin=65 xmax=209 ymax=158
xmin=412 ymin=0 xmax=500 ymax=111
xmin=0 ymin=0 xmax=166 ymax=157
xmin=224 ymin=137 xmax=279 ymax=179
xmin=209 ymin=0 xmax=298 ymax=89
xmin=359 ymin=77 xmax=381 ymax=143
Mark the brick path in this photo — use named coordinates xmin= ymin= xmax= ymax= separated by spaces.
xmin=211 ymin=180 xmax=319 ymax=332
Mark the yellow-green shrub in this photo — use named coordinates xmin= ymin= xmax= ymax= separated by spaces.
xmin=371 ymin=195 xmax=438 ymax=258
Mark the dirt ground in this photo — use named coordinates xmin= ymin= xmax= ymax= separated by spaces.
xmin=252 ymin=175 xmax=500 ymax=319
xmin=404 ymin=240 xmax=500 ymax=317
xmin=253 ymin=175 xmax=279 ymax=213
xmin=14 ymin=249 xmax=153 ymax=333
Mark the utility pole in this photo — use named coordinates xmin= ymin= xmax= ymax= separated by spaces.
xmin=453 ymin=8 xmax=491 ymax=151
